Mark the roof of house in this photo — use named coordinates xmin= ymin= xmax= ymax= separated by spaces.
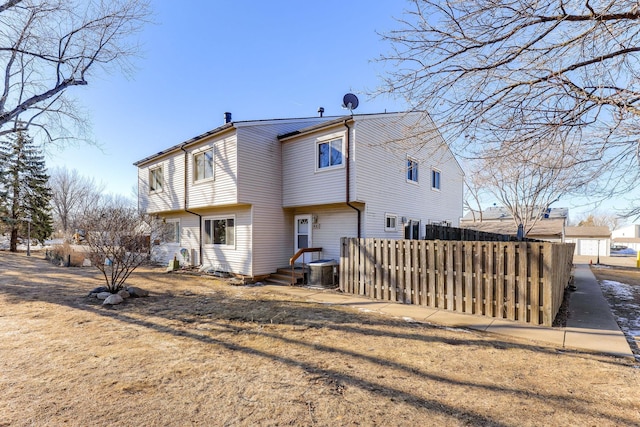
xmin=564 ymin=226 xmax=611 ymax=238
xmin=461 ymin=206 xmax=568 ymax=222
xmin=133 ymin=112 xmax=413 ymax=167
xmin=459 ymin=218 xmax=565 ymax=238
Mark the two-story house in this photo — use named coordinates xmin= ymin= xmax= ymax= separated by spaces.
xmin=134 ymin=111 xmax=464 ymax=279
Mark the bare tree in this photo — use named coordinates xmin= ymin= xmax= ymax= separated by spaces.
xmin=0 ymin=0 xmax=150 ymax=144
xmin=49 ymin=166 xmax=104 ymax=235
xmin=379 ymin=0 xmax=640 ymax=200
xmin=463 ymin=172 xmax=486 ymax=223
xmin=575 ymin=212 xmax=620 ymax=230
xmin=78 ymin=196 xmax=156 ymax=293
xmin=471 ymin=137 xmax=594 ymax=235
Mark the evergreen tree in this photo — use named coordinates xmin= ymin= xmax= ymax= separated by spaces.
xmin=0 ymin=131 xmax=53 ymax=251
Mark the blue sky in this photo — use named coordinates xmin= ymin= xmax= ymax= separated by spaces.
xmin=46 ymin=0 xmax=408 ymax=198
xmin=44 ymin=0 xmax=634 ymax=221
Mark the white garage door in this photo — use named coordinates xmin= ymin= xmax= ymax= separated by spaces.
xmin=579 ymin=239 xmax=599 ymax=256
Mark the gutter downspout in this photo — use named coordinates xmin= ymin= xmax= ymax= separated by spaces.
xmin=344 ymin=119 xmax=361 ymax=238
xmin=180 ymin=145 xmax=203 ymax=266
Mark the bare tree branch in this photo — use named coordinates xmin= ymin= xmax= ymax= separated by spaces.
xmin=378 ymin=0 xmax=640 ymax=205
xmin=0 ymin=0 xmax=150 ymax=145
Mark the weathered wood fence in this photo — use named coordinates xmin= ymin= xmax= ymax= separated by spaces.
xmin=424 ymin=224 xmax=542 ymax=242
xmin=339 ymin=238 xmax=575 ymax=326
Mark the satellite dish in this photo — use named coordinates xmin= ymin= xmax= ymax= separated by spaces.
xmin=342 ymin=93 xmax=359 ymax=111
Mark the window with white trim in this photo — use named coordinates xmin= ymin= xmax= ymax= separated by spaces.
xmin=431 ymin=169 xmax=441 ymax=190
xmin=407 ymin=158 xmax=419 ymax=183
xmin=149 ymin=166 xmax=163 ymax=193
xmin=204 ymin=217 xmax=235 ymax=246
xmin=162 ymin=220 xmax=180 ymax=244
xmin=385 ymin=214 xmax=397 ymax=231
xmin=317 ymin=138 xmax=343 ymax=170
xmin=194 ymin=148 xmax=214 ymax=181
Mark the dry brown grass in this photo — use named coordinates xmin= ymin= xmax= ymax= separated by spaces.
xmin=1 ymin=251 xmax=639 ymax=426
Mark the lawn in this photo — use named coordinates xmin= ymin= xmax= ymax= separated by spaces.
xmin=1 ymin=252 xmax=639 ymax=426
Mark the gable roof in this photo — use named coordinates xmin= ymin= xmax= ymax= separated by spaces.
xmin=277 ymin=111 xmax=411 ymax=141
xmin=565 ymin=226 xmax=611 ymax=238
xmin=461 ymin=206 xmax=568 ymax=222
xmin=133 ymin=115 xmax=336 ymax=167
xmin=459 ymin=217 xmax=565 ymax=238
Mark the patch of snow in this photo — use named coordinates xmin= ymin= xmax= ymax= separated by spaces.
xmin=402 ymin=316 xmax=417 ymax=323
xmin=600 ymin=279 xmax=640 ymax=349
xmin=601 ymin=280 xmax=635 ymax=301
xmin=612 ymin=247 xmax=637 ymax=255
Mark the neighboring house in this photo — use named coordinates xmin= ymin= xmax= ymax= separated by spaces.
xmin=564 ymin=226 xmax=611 ymax=257
xmin=459 ymin=206 xmax=568 ymax=242
xmin=134 ymin=112 xmax=464 ymax=278
xmin=611 ymin=224 xmax=640 ymax=252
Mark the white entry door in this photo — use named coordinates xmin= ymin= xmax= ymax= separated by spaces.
xmin=294 ymin=214 xmax=312 ymax=264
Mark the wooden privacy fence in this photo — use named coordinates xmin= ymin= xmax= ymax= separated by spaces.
xmin=340 ymin=238 xmax=575 ymax=326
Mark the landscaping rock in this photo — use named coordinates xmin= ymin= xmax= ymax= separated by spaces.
xmin=88 ymin=286 xmax=108 ymax=297
xmin=96 ymin=292 xmax=112 ymax=300
xmin=82 ymin=258 xmax=91 ymax=267
xmin=118 ymin=290 xmax=130 ymax=299
xmin=126 ymin=286 xmax=149 ymax=297
xmin=103 ymin=294 xmax=124 ymax=305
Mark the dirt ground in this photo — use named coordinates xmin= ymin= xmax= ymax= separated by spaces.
xmin=1 ymin=252 xmax=639 ymax=426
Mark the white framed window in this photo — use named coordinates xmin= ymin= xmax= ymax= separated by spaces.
xmin=149 ymin=166 xmax=163 ymax=193
xmin=407 ymin=158 xmax=419 ymax=183
xmin=317 ymin=137 xmax=343 ymax=170
xmin=204 ymin=216 xmax=235 ymax=246
xmin=431 ymin=169 xmax=441 ymax=190
xmin=404 ymin=219 xmax=420 ymax=240
xmin=162 ymin=220 xmax=180 ymax=244
xmin=385 ymin=214 xmax=397 ymax=231
xmin=194 ymin=148 xmax=214 ymax=182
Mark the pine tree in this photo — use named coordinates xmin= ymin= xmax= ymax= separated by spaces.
xmin=0 ymin=131 xmax=53 ymax=252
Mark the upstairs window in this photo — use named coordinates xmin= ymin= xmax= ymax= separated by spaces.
xmin=407 ymin=158 xmax=419 ymax=183
xmin=431 ymin=169 xmax=441 ymax=190
xmin=204 ymin=217 xmax=235 ymax=246
xmin=194 ymin=148 xmax=214 ymax=181
xmin=149 ymin=166 xmax=163 ymax=193
xmin=318 ymin=138 xmax=343 ymax=169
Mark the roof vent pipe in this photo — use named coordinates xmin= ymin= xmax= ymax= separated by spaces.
xmin=224 ymin=112 xmax=232 ymax=123
xmin=318 ymin=107 xmax=324 ymax=117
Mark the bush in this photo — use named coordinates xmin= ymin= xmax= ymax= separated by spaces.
xmin=48 ymin=242 xmax=86 ymax=267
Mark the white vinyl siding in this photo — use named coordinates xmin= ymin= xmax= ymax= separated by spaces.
xmin=236 ymin=120 xmax=327 ymax=275
xmin=283 ymin=128 xmax=349 ymax=207
xmin=291 ymin=205 xmax=358 ymax=261
xmin=187 ymin=134 xmax=238 ymax=207
xmin=353 ymin=114 xmax=464 ymax=239
xmin=150 ymin=214 xmax=192 ymax=266
xmin=138 ymin=156 xmax=184 ymax=214
xmin=201 ymin=206 xmax=251 ymax=275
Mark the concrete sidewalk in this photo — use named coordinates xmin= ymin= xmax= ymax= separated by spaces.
xmin=262 ymin=263 xmax=635 ymax=359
